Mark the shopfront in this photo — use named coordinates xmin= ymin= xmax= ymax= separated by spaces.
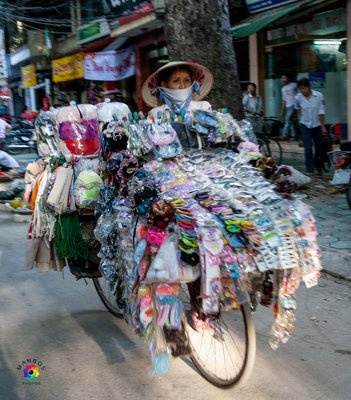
xmin=52 ymin=52 xmax=85 ymax=106
xmin=264 ymin=5 xmax=347 ymax=137
xmin=19 ymin=63 xmax=51 ymax=113
xmin=232 ymin=0 xmax=350 ymax=139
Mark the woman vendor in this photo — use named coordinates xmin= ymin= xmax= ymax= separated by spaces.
xmin=141 ymin=61 xmax=219 ymax=328
xmin=141 ymin=61 xmax=214 ymax=121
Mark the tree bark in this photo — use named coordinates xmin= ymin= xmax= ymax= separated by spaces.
xmin=164 ymin=0 xmax=244 ymax=119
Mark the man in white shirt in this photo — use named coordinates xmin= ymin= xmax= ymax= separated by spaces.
xmin=243 ymin=82 xmax=263 ymax=116
xmin=0 ymin=117 xmax=11 ymax=148
xmin=242 ymin=82 xmax=264 ymax=134
xmin=280 ymin=74 xmax=297 ymax=140
xmin=295 ymin=78 xmax=327 ymax=174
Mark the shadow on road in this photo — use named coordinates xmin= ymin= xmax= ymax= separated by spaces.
xmin=69 ymin=310 xmax=137 ymax=364
xmin=0 ymin=348 xmax=22 ymax=400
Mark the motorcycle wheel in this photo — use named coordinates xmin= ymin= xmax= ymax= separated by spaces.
xmin=5 ymin=138 xmax=22 ymax=155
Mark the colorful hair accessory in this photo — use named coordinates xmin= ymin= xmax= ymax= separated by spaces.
xmin=147 ymin=123 xmax=177 ymax=146
xmin=169 ymin=300 xmax=182 ymax=329
xmin=134 ymin=239 xmax=147 ymax=264
xmin=180 ymin=251 xmax=199 ymax=266
xmin=146 ymin=227 xmax=169 ymax=247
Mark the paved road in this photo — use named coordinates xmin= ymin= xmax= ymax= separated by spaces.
xmin=12 ymin=152 xmax=37 ymax=168
xmin=0 ymin=213 xmax=350 ymax=400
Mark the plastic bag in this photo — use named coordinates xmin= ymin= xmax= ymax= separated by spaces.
xmin=145 ymin=233 xmax=179 ymax=283
xmin=96 ymin=100 xmax=131 ymax=123
xmin=56 ymin=104 xmax=100 ymax=156
xmin=73 ymin=170 xmax=103 ymax=208
xmin=128 ymin=122 xmax=152 ymax=157
xmin=285 ymin=166 xmax=311 ymax=187
xmin=145 ymin=233 xmax=198 ymax=283
xmin=95 ymin=184 xmax=116 ymax=216
xmin=149 ymin=325 xmax=169 ymax=375
xmin=146 ymin=122 xmax=183 ymax=159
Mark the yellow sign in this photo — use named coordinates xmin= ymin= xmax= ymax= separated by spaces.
xmin=52 ymin=52 xmax=84 ymax=83
xmin=21 ymin=64 xmax=37 ymax=88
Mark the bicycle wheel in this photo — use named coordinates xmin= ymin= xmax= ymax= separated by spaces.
xmin=182 ymin=286 xmax=256 ymax=387
xmin=267 ymin=137 xmax=283 ymax=165
xmin=257 ymin=137 xmax=271 ymax=158
xmin=93 ymin=273 xmax=125 ymax=318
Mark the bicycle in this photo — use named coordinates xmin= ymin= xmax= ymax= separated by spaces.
xmin=245 ymin=115 xmax=283 ymax=165
xmin=91 ymin=114 xmax=258 ymax=387
xmin=92 ymin=264 xmax=256 ymax=387
xmin=256 ymin=133 xmax=283 ymax=165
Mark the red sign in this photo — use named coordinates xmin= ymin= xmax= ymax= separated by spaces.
xmin=108 ymin=1 xmax=154 ymax=26
xmin=119 ymin=3 xmax=154 ymax=25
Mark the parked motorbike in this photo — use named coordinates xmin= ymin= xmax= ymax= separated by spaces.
xmin=329 ymin=141 xmax=351 ymax=211
xmin=5 ymin=119 xmax=37 ymax=155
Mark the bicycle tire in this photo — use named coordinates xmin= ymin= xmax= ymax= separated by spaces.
xmin=257 ymin=137 xmax=283 ymax=165
xmin=267 ymin=137 xmax=283 ymax=165
xmin=182 ymin=283 xmax=256 ymax=388
xmin=257 ymin=137 xmax=271 ymax=158
xmin=346 ymin=187 xmax=351 ymax=211
xmin=93 ymin=275 xmax=124 ymax=318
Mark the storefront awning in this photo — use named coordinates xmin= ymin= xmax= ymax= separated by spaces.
xmin=231 ymin=0 xmax=315 ymax=38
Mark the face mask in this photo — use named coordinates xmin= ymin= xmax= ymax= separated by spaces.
xmin=158 ymin=84 xmax=194 ymax=103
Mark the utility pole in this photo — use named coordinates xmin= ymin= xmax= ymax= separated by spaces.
xmin=70 ymin=0 xmax=76 ymax=34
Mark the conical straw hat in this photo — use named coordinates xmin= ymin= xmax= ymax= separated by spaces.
xmin=141 ymin=61 xmax=214 ymax=108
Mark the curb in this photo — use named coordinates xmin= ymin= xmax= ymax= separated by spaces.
xmin=320 ymin=244 xmax=351 ymax=282
xmin=321 ymin=268 xmax=351 ymax=282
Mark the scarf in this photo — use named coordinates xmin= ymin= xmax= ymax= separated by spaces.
xmin=157 ymin=81 xmax=201 ymax=115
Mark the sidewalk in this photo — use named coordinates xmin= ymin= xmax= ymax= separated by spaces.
xmin=283 ymin=154 xmax=351 ymax=281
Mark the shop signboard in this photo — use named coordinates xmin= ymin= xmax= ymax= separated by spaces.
xmin=267 ymin=8 xmax=346 ymax=44
xmin=84 ymin=47 xmax=136 ymax=81
xmin=77 ymin=19 xmax=110 ymax=45
xmin=107 ymin=1 xmax=153 ymax=26
xmin=245 ymin=0 xmax=297 ymax=13
xmin=52 ymin=53 xmax=84 ymax=83
xmin=21 ymin=64 xmax=37 ymax=88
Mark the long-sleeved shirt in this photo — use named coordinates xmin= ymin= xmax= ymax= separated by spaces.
xmin=295 ymin=90 xmax=325 ymax=128
xmin=242 ymin=92 xmax=263 ymax=116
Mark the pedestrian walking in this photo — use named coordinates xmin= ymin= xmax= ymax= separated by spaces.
xmin=280 ymin=74 xmax=297 ymax=141
xmin=295 ymin=78 xmax=327 ymax=175
xmin=242 ymin=82 xmax=264 ymax=134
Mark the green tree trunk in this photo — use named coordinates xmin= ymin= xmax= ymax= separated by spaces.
xmin=164 ymin=0 xmax=244 ymax=119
